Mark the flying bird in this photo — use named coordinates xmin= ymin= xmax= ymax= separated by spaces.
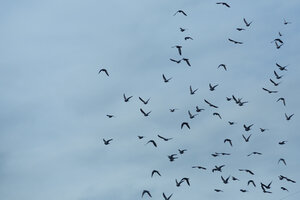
xmin=162 ymin=193 xmax=173 ymax=200
xmin=281 ymin=187 xmax=289 ymax=192
xmin=212 ymin=165 xmax=225 ymax=173
xmin=188 ymin=110 xmax=198 ymax=119
xmin=142 ymin=190 xmax=152 ymax=198
xmin=172 ymin=45 xmax=182 ymax=55
xmin=139 ymin=97 xmax=150 ymax=105
xmin=278 ymin=158 xmax=286 ymax=166
xmin=184 ymin=36 xmax=193 ymax=40
xmin=146 ymin=140 xmax=157 ymax=147
xmin=228 ymin=121 xmax=236 ymax=125
xmin=228 ymin=38 xmax=243 ymax=44
xmin=157 ymin=134 xmax=173 ymax=141
xmin=173 ymin=10 xmax=187 ymax=16
xmin=214 ymin=189 xmax=223 ymax=192
xmin=123 ymin=93 xmax=133 ymax=102
xmin=216 ymin=2 xmax=230 ymax=8
xmin=209 ymin=83 xmax=219 ymax=91
xmin=277 ymin=97 xmax=286 ymax=106
xmin=168 ymin=154 xmax=178 ymax=162
xmin=248 ymin=180 xmax=256 ymax=187
xmin=178 ymin=149 xmax=187 ymax=154
xmin=103 ymin=138 xmax=113 ymax=145
xmin=242 ymin=134 xmax=252 ymax=142
xmin=98 ymin=68 xmax=109 ymax=76
xmin=182 ymin=58 xmax=191 ymax=66
xmin=151 ymin=170 xmax=161 ymax=177
xmin=276 ymin=63 xmax=288 ymax=71
xmin=169 ymin=58 xmax=181 ymax=64
xmin=240 ymin=189 xmax=248 ymax=193
xmin=283 ymin=18 xmax=291 ymax=25
xmin=239 ymin=169 xmax=254 ymax=175
xmin=279 ymin=175 xmax=296 ymax=183
xmin=285 ymin=113 xmax=294 ymax=121
xmin=218 ymin=64 xmax=227 ymax=71
xmin=243 ymin=18 xmax=253 ymax=27
xmin=260 ymin=128 xmax=268 ymax=132
xmin=138 ymin=136 xmax=144 ymax=139
xmin=262 ymin=87 xmax=278 ymax=94
xmin=243 ymin=124 xmax=254 ymax=131
xmin=180 ymin=177 xmax=190 ymax=186
xmin=224 ymin=139 xmax=232 ymax=146
xmin=279 ymin=141 xmax=287 ymax=145
xmin=236 ymin=28 xmax=245 ymax=31
xmin=140 ymin=108 xmax=151 ymax=117
xmin=162 ymin=74 xmax=172 ymax=83
xmin=213 ymin=112 xmax=222 ymax=119
xmin=274 ymin=70 xmax=283 ymax=79
xmin=232 ymin=176 xmax=240 ymax=181
xmin=247 ymin=151 xmax=262 ymax=156
xmin=192 ymin=166 xmax=207 ymax=170
xmin=269 ymin=78 xmax=281 ymax=86
xmin=204 ymin=99 xmax=218 ymax=108
xmin=190 ymin=85 xmax=198 ymax=95
xmin=180 ymin=27 xmax=187 ymax=32
xmin=221 ymin=176 xmax=230 ymax=184
xmin=275 ymin=41 xmax=283 ymax=49
xmin=106 ymin=114 xmax=114 ymax=118
xmin=196 ymin=106 xmax=205 ymax=112
xmin=169 ymin=108 xmax=178 ymax=112
xmin=181 ymin=122 xmax=190 ymax=129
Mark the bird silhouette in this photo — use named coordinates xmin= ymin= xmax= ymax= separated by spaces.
xmin=178 ymin=149 xmax=187 ymax=154
xmin=281 ymin=187 xmax=289 ymax=192
xmin=277 ymin=97 xmax=286 ymax=106
xmin=269 ymin=78 xmax=281 ymax=86
xmin=276 ymin=63 xmax=288 ymax=71
xmin=275 ymin=41 xmax=283 ymax=49
xmin=180 ymin=27 xmax=187 ymax=32
xmin=157 ymin=134 xmax=173 ymax=141
xmin=243 ymin=18 xmax=252 ymax=27
xmin=218 ymin=64 xmax=227 ymax=71
xmin=279 ymin=141 xmax=287 ymax=145
xmin=221 ymin=176 xmax=230 ymax=184
xmin=196 ymin=106 xmax=205 ymax=112
xmin=240 ymin=189 xmax=248 ymax=193
xmin=228 ymin=121 xmax=236 ymax=125
xmin=138 ymin=136 xmax=144 ymax=139
xmin=213 ymin=112 xmax=222 ymax=119
xmin=271 ymin=38 xmax=284 ymax=44
xmin=169 ymin=108 xmax=178 ymax=112
xmin=151 ymin=170 xmax=161 ymax=177
xmin=242 ymin=134 xmax=251 ymax=142
xmin=214 ymin=189 xmax=223 ymax=192
xmin=162 ymin=193 xmax=173 ymax=200
xmin=243 ymin=124 xmax=254 ymax=131
xmin=182 ymin=58 xmax=191 ymax=66
xmin=190 ymin=85 xmax=198 ymax=95
xmin=236 ymin=28 xmax=245 ymax=31
xmin=169 ymin=58 xmax=181 ymax=64
xmin=184 ymin=36 xmax=193 ymax=40
xmin=106 ymin=114 xmax=114 ymax=118
xmin=123 ymin=93 xmax=133 ymax=102
xmin=248 ymin=180 xmax=256 ymax=187
xmin=285 ymin=113 xmax=294 ymax=121
xmin=168 ymin=154 xmax=178 ymax=162
xmin=180 ymin=177 xmax=190 ymax=186
xmin=274 ymin=70 xmax=283 ymax=79
xmin=262 ymin=87 xmax=278 ymax=94
xmin=224 ymin=139 xmax=232 ymax=146
xmin=139 ymin=97 xmax=150 ymax=104
xmin=212 ymin=165 xmax=225 ymax=172
xmin=209 ymin=83 xmax=219 ymax=91
xmin=216 ymin=2 xmax=230 ymax=7
xmin=239 ymin=169 xmax=254 ymax=175
xmin=192 ymin=166 xmax=207 ymax=170
xmin=142 ymin=190 xmax=152 ymax=198
xmin=103 ymin=138 xmax=113 ymax=145
xmin=232 ymin=176 xmax=240 ymax=181
xmin=260 ymin=128 xmax=269 ymax=132
xmin=188 ymin=110 xmax=198 ymax=119
xmin=247 ymin=151 xmax=262 ymax=156
xmin=181 ymin=122 xmax=190 ymax=129
xmin=204 ymin=99 xmax=218 ymax=108
xmin=283 ymin=18 xmax=291 ymax=25
xmin=228 ymin=38 xmax=243 ymax=44
xmin=146 ymin=140 xmax=157 ymax=147
xmin=162 ymin=74 xmax=172 ymax=83
xmin=279 ymin=175 xmax=296 ymax=183
xmin=98 ymin=68 xmax=109 ymax=76
xmin=278 ymin=158 xmax=286 ymax=166
xmin=173 ymin=10 xmax=187 ymax=16
xmin=140 ymin=108 xmax=151 ymax=117
xmin=172 ymin=45 xmax=182 ymax=55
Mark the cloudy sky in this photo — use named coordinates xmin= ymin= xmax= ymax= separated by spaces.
xmin=1 ymin=0 xmax=300 ymax=200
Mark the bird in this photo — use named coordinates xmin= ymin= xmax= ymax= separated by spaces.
xmin=189 ymin=85 xmax=198 ymax=95
xmin=239 ymin=101 xmax=248 ymax=106
xmin=221 ymin=176 xmax=230 ymax=184
xmin=142 ymin=190 xmax=152 ymax=198
xmin=262 ymin=87 xmax=278 ymax=94
xmin=242 ymin=134 xmax=251 ymax=142
xmin=261 ymin=181 xmax=272 ymax=189
xmin=274 ymin=70 xmax=283 ymax=79
xmin=139 ymin=97 xmax=150 ymax=105
xmin=146 ymin=140 xmax=157 ymax=147
xmin=180 ymin=27 xmax=187 ymax=32
xmin=192 ymin=166 xmax=207 ymax=170
xmin=162 ymin=193 xmax=173 ymax=200
xmin=271 ymin=38 xmax=284 ymax=44
xmin=247 ymin=151 xmax=262 ymax=156
xmin=182 ymin=58 xmax=191 ymax=66
xmin=138 ymin=136 xmax=144 ymax=139
xmin=168 ymin=154 xmax=178 ymax=162
xmin=140 ymin=108 xmax=151 ymax=117
xmin=285 ymin=113 xmax=294 ymax=121
xmin=283 ymin=18 xmax=291 ymax=25
xmin=173 ymin=10 xmax=187 ymax=16
xmin=98 ymin=68 xmax=109 ymax=76
xmin=204 ymin=99 xmax=218 ymax=108
xmin=279 ymin=32 xmax=283 ymax=36
xmin=275 ymin=41 xmax=284 ymax=49
xmin=243 ymin=18 xmax=252 ymax=27
xmin=172 ymin=45 xmax=182 ymax=55
xmin=214 ymin=189 xmax=223 ymax=192
xmin=228 ymin=121 xmax=236 ymax=125
xmin=239 ymin=169 xmax=254 ymax=175
xmin=162 ymin=74 xmax=172 ymax=83
xmin=178 ymin=149 xmax=187 ymax=154
xmin=269 ymin=78 xmax=281 ymax=86
xmin=224 ymin=139 xmax=232 ymax=146
xmin=180 ymin=177 xmax=190 ymax=186
xmin=277 ymin=97 xmax=286 ymax=106
xmin=216 ymin=2 xmax=230 ymax=7
xmin=279 ymin=141 xmax=287 ymax=145
xmin=169 ymin=58 xmax=181 ymax=64
xmin=213 ymin=112 xmax=222 ymax=119
xmin=236 ymin=27 xmax=245 ymax=31
xmin=276 ymin=63 xmax=288 ymax=71
xmin=157 ymin=134 xmax=173 ymax=141
xmin=228 ymin=38 xmax=243 ymax=44
xmin=103 ymin=138 xmax=113 ymax=145
xmin=243 ymin=124 xmax=254 ymax=131
xmin=240 ymin=189 xmax=248 ymax=193
xmin=151 ymin=170 xmax=161 ymax=177
xmin=209 ymin=83 xmax=219 ymax=91
xmin=181 ymin=122 xmax=190 ymax=129
xmin=232 ymin=176 xmax=240 ymax=181
xmin=184 ymin=36 xmax=193 ymax=40
xmin=278 ymin=158 xmax=287 ymax=166
xmin=188 ymin=110 xmax=198 ymax=119
xmin=212 ymin=165 xmax=225 ymax=173
xmin=248 ymin=180 xmax=256 ymax=187
xmin=260 ymin=128 xmax=269 ymax=132
xmin=123 ymin=93 xmax=133 ymax=102
xmin=169 ymin=108 xmax=178 ymax=112
xmin=218 ymin=64 xmax=227 ymax=71
xmin=279 ymin=175 xmax=296 ymax=183
xmin=175 ymin=179 xmax=182 ymax=187
xmin=281 ymin=187 xmax=289 ymax=192
xmin=106 ymin=114 xmax=114 ymax=118
xmin=196 ymin=106 xmax=205 ymax=112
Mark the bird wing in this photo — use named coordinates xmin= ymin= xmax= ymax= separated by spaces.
xmin=140 ymin=108 xmax=146 ymax=115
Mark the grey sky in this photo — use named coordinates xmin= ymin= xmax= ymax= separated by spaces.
xmin=1 ymin=0 xmax=300 ymax=200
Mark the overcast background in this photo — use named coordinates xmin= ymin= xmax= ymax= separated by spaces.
xmin=0 ymin=0 xmax=300 ymax=200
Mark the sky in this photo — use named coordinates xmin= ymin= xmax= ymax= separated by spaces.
xmin=0 ymin=0 xmax=300 ymax=200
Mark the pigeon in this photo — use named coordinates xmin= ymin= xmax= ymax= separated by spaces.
xmin=157 ymin=134 xmax=173 ymax=141
xmin=178 ymin=149 xmax=187 ymax=154
xmin=285 ymin=113 xmax=294 ymax=121
xmin=162 ymin=193 xmax=173 ymax=200
xmin=224 ymin=139 xmax=232 ymax=146
xmin=146 ymin=140 xmax=157 ymax=147
xmin=262 ymin=87 xmax=278 ymax=94
xmin=142 ymin=190 xmax=152 ymax=198
xmin=213 ymin=112 xmax=222 ymax=119
xmin=106 ymin=114 xmax=114 ymax=118
xmin=243 ymin=18 xmax=252 ymax=27
xmin=204 ymin=99 xmax=218 ymax=108
xmin=221 ymin=176 xmax=230 ymax=184
xmin=278 ymin=158 xmax=287 ymax=166
xmin=209 ymin=83 xmax=219 ymax=91
xmin=192 ymin=166 xmax=207 ymax=170
xmin=218 ymin=64 xmax=227 ymax=71
xmin=242 ymin=134 xmax=251 ymax=142
xmin=243 ymin=124 xmax=254 ymax=131
xmin=190 ymin=85 xmax=198 ymax=95
xmin=151 ymin=170 xmax=161 ymax=177
xmin=140 ymin=108 xmax=151 ymax=117
xmin=103 ymin=138 xmax=113 ymax=145
xmin=98 ymin=68 xmax=109 ymax=76
xmin=274 ymin=70 xmax=283 ymax=79
xmin=173 ymin=10 xmax=187 ymax=16
xmin=277 ymin=97 xmax=286 ymax=106
xmin=162 ymin=74 xmax=172 ymax=83
xmin=168 ymin=154 xmax=178 ymax=162
xmin=139 ymin=97 xmax=150 ymax=105
xmin=248 ymin=180 xmax=256 ymax=187
xmin=228 ymin=38 xmax=243 ymax=44
xmin=172 ymin=45 xmax=182 ymax=55
xmin=182 ymin=58 xmax=191 ymax=66
xmin=184 ymin=36 xmax=193 ymax=40
xmin=123 ymin=93 xmax=133 ymax=102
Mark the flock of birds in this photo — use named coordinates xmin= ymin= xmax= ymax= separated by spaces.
xmin=98 ymin=2 xmax=297 ymax=200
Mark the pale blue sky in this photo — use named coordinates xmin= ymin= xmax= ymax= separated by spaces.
xmin=0 ymin=0 xmax=300 ymax=200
